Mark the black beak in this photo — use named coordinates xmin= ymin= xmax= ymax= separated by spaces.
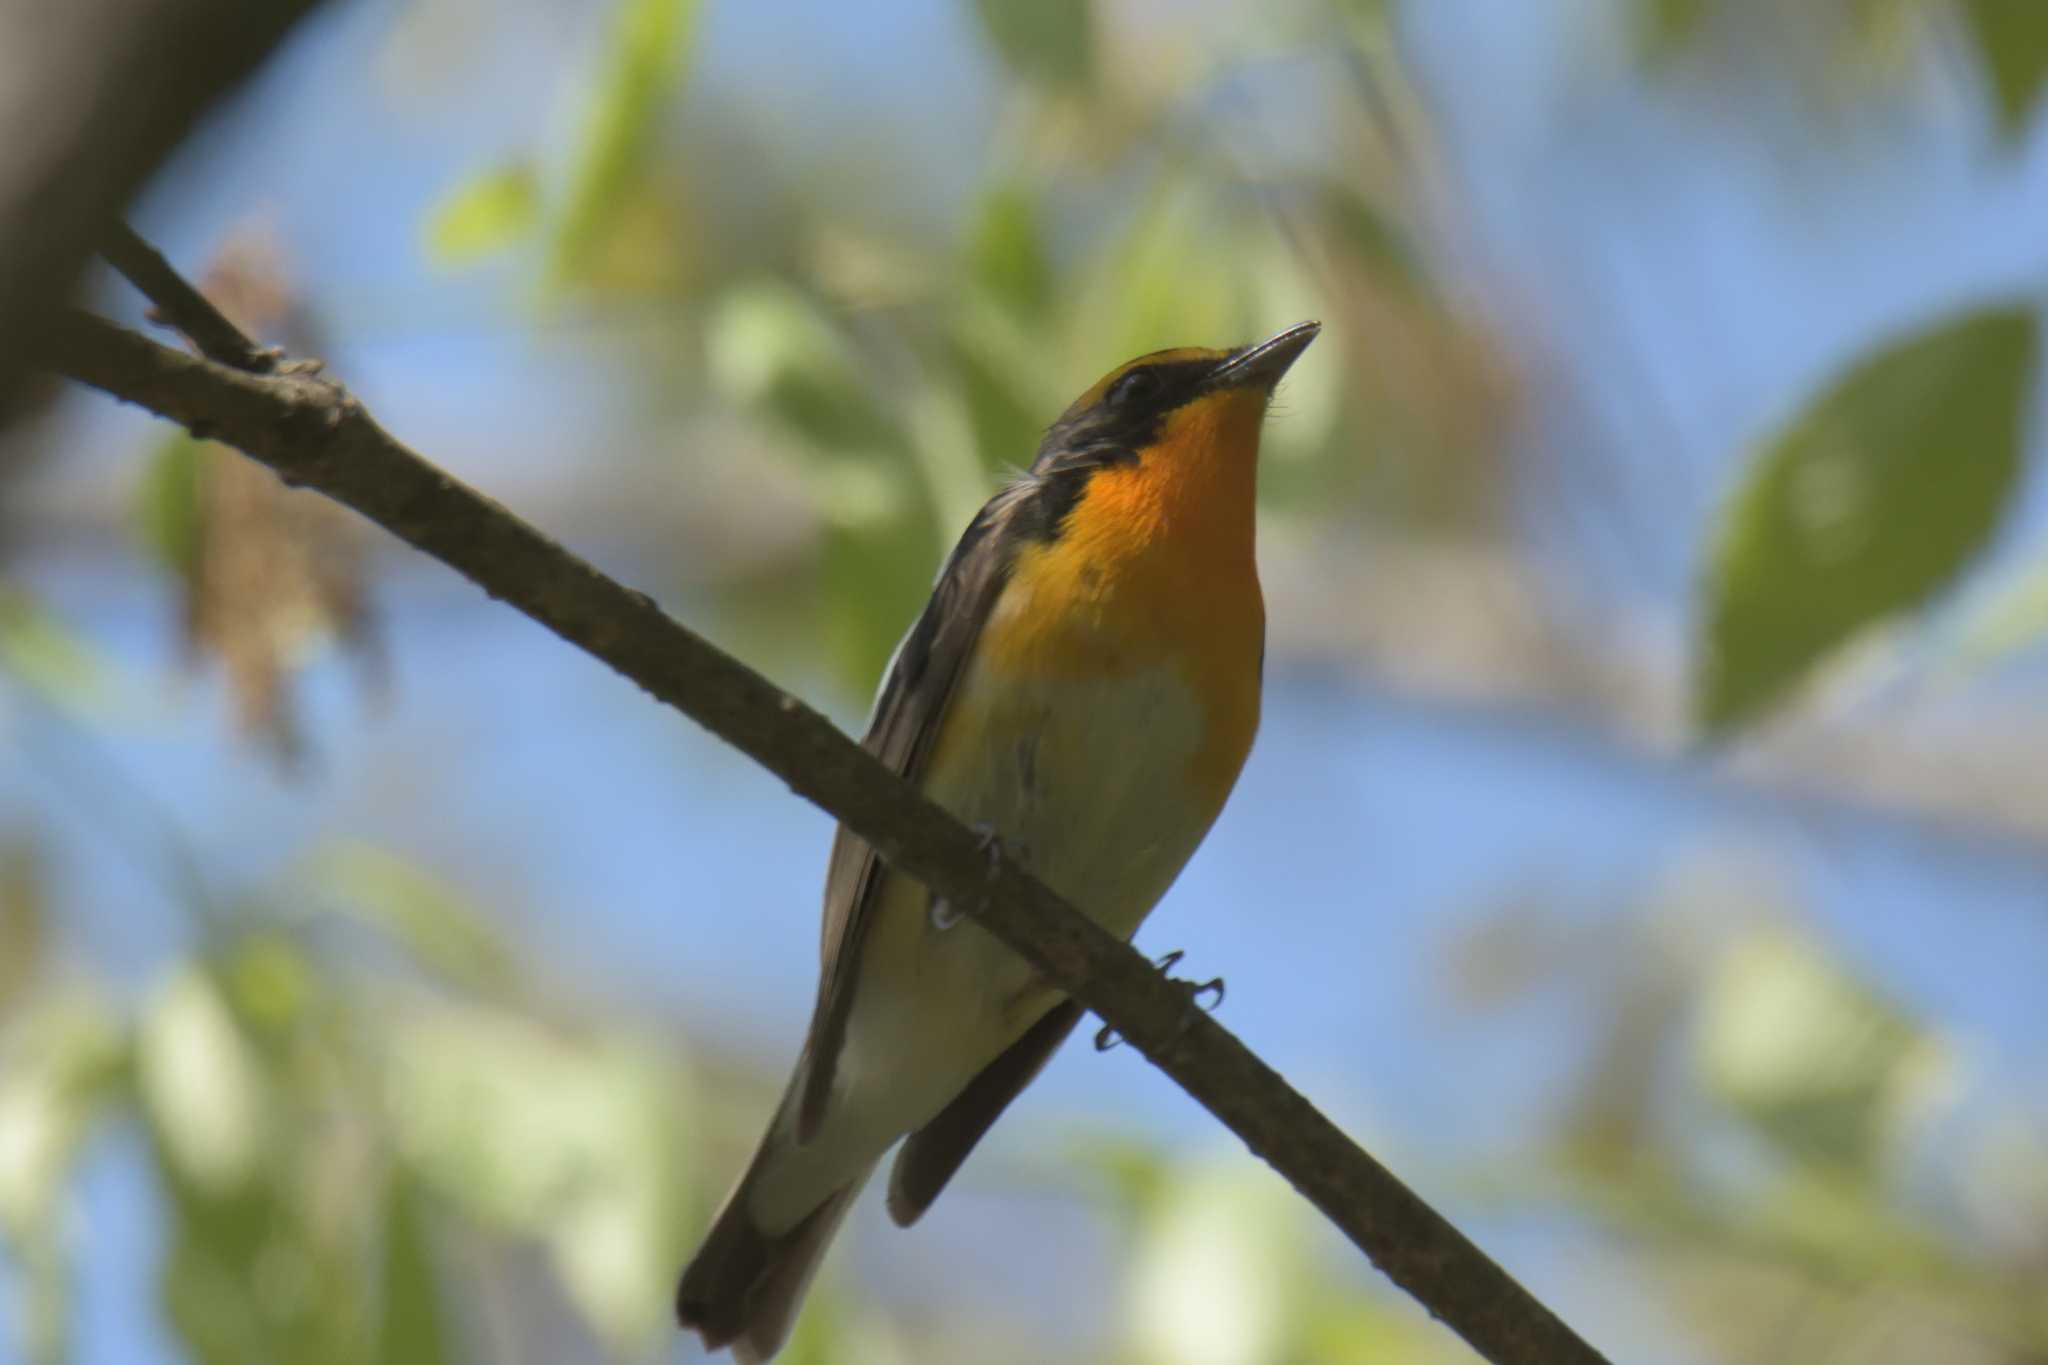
xmin=1210 ymin=320 xmax=1321 ymax=391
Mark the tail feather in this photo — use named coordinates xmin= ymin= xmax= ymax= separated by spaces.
xmin=887 ymin=1000 xmax=1082 ymax=1226
xmin=676 ymin=1157 xmax=873 ymax=1363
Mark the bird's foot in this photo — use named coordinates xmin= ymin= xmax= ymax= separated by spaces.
xmin=1094 ymin=950 xmax=1225 ymax=1052
xmin=929 ymin=824 xmax=1026 ymax=930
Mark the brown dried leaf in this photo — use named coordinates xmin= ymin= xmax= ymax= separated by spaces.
xmin=155 ymin=222 xmax=385 ymax=768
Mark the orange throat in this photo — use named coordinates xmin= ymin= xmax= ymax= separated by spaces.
xmin=989 ymin=387 xmax=1270 ymax=800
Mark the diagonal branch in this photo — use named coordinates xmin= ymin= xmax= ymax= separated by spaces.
xmin=101 ymin=220 xmax=280 ymax=375
xmin=42 ymin=288 xmax=1610 ymax=1365
xmin=0 ymin=0 xmax=325 ymax=411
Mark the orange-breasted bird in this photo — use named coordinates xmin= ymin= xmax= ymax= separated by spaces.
xmin=675 ymin=320 xmax=1321 ymax=1361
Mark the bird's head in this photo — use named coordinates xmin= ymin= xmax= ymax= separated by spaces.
xmin=1041 ymin=320 xmax=1321 ymax=469
xmin=1020 ymin=321 xmax=1321 ymax=545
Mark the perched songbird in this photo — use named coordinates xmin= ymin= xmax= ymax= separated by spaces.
xmin=676 ymin=321 xmax=1321 ymax=1360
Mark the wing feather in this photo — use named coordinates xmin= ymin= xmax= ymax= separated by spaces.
xmin=794 ymin=440 xmax=1134 ymax=1142
xmin=794 ymin=481 xmax=1029 ymax=1140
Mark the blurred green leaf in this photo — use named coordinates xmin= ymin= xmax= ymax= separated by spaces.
xmin=1945 ymin=542 xmax=2048 ymax=673
xmin=967 ymin=184 xmax=1054 ymax=321
xmin=820 ymin=510 xmax=937 ymax=694
xmin=1124 ymin=1159 xmax=1301 ymax=1365
xmin=1558 ymin=1154 xmax=2029 ymax=1354
xmin=138 ymin=967 xmax=269 ymax=1197
xmin=0 ymin=586 xmax=117 ymax=714
xmin=704 ymin=278 xmax=947 ymax=690
xmin=1961 ymin=0 xmax=2048 ymax=134
xmin=1695 ymin=306 xmax=2035 ymax=733
xmin=1697 ymin=929 xmax=1932 ymax=1171
xmin=387 ymin=1012 xmax=589 ymax=1230
xmin=1634 ymin=0 xmax=1711 ymax=59
xmin=304 ymin=842 xmax=521 ymax=995
xmin=779 ymin=1282 xmax=861 ymax=1365
xmin=0 ymin=991 xmax=125 ymax=1365
xmin=0 ymin=843 xmax=46 ymax=1010
xmin=386 ymin=1009 xmax=693 ymax=1349
xmin=551 ymin=0 xmax=699 ymax=284
xmin=1299 ymin=1297 xmax=1458 ymax=1365
xmin=905 ymin=383 xmax=997 ymax=537
xmin=1068 ymin=1135 xmax=1176 ymax=1220
xmin=133 ymin=936 xmax=481 ymax=1365
xmin=707 ymin=282 xmax=839 ymax=403
xmin=158 ymin=1168 xmax=363 ymax=1365
xmin=708 ymin=282 xmax=908 ymax=454
xmin=1069 ymin=182 xmax=1250 ymax=382
xmin=1323 ymin=182 xmax=1425 ymax=296
xmin=971 ymin=0 xmax=1093 ymax=90
xmin=134 ymin=430 xmax=207 ymax=579
xmin=374 ymin=1174 xmax=451 ymax=1365
xmin=0 ymin=995 xmax=128 ymax=1229
xmin=949 ymin=332 xmax=1046 ymax=473
xmin=549 ymin=1071 xmax=687 ymax=1350
xmin=223 ymin=932 xmax=316 ymax=1035
xmin=140 ymin=961 xmax=348 ymax=1365
xmin=770 ymin=368 xmax=913 ymax=457
xmin=159 ymin=1197 xmax=273 ymax=1365
xmin=426 ymin=161 xmax=540 ymax=265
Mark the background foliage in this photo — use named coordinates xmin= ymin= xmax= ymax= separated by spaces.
xmin=6 ymin=0 xmax=2048 ymax=1362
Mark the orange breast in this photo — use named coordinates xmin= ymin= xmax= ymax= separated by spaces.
xmin=978 ymin=388 xmax=1269 ymax=803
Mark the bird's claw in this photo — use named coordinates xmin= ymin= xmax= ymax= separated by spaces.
xmin=932 ymin=823 xmax=1017 ymax=930
xmin=1093 ymin=950 xmax=1222 ymax=1052
xmin=973 ymin=821 xmax=1026 ymax=878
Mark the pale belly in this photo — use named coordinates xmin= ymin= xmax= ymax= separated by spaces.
xmin=832 ymin=651 xmax=1235 ymax=1144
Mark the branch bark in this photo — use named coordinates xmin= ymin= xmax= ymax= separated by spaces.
xmin=0 ymin=0 xmax=325 ymax=412
xmin=44 ymin=279 xmax=1610 ymax=1365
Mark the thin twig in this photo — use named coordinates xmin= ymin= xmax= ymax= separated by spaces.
xmin=0 ymin=0 xmax=323 ymax=409
xmin=42 ymin=298 xmax=1612 ymax=1365
xmin=101 ymin=220 xmax=277 ymax=373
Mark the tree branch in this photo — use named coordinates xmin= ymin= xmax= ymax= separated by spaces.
xmin=42 ymin=295 xmax=1610 ymax=1365
xmin=0 ymin=0 xmax=324 ymax=411
xmin=101 ymin=220 xmax=280 ymax=375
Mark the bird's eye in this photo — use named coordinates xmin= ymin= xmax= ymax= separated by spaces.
xmin=1107 ymin=367 xmax=1159 ymax=406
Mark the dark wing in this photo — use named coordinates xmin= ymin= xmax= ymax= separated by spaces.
xmin=793 ymin=481 xmax=1032 ymax=1140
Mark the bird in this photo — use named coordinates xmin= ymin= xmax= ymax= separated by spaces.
xmin=675 ymin=320 xmax=1321 ymax=1361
